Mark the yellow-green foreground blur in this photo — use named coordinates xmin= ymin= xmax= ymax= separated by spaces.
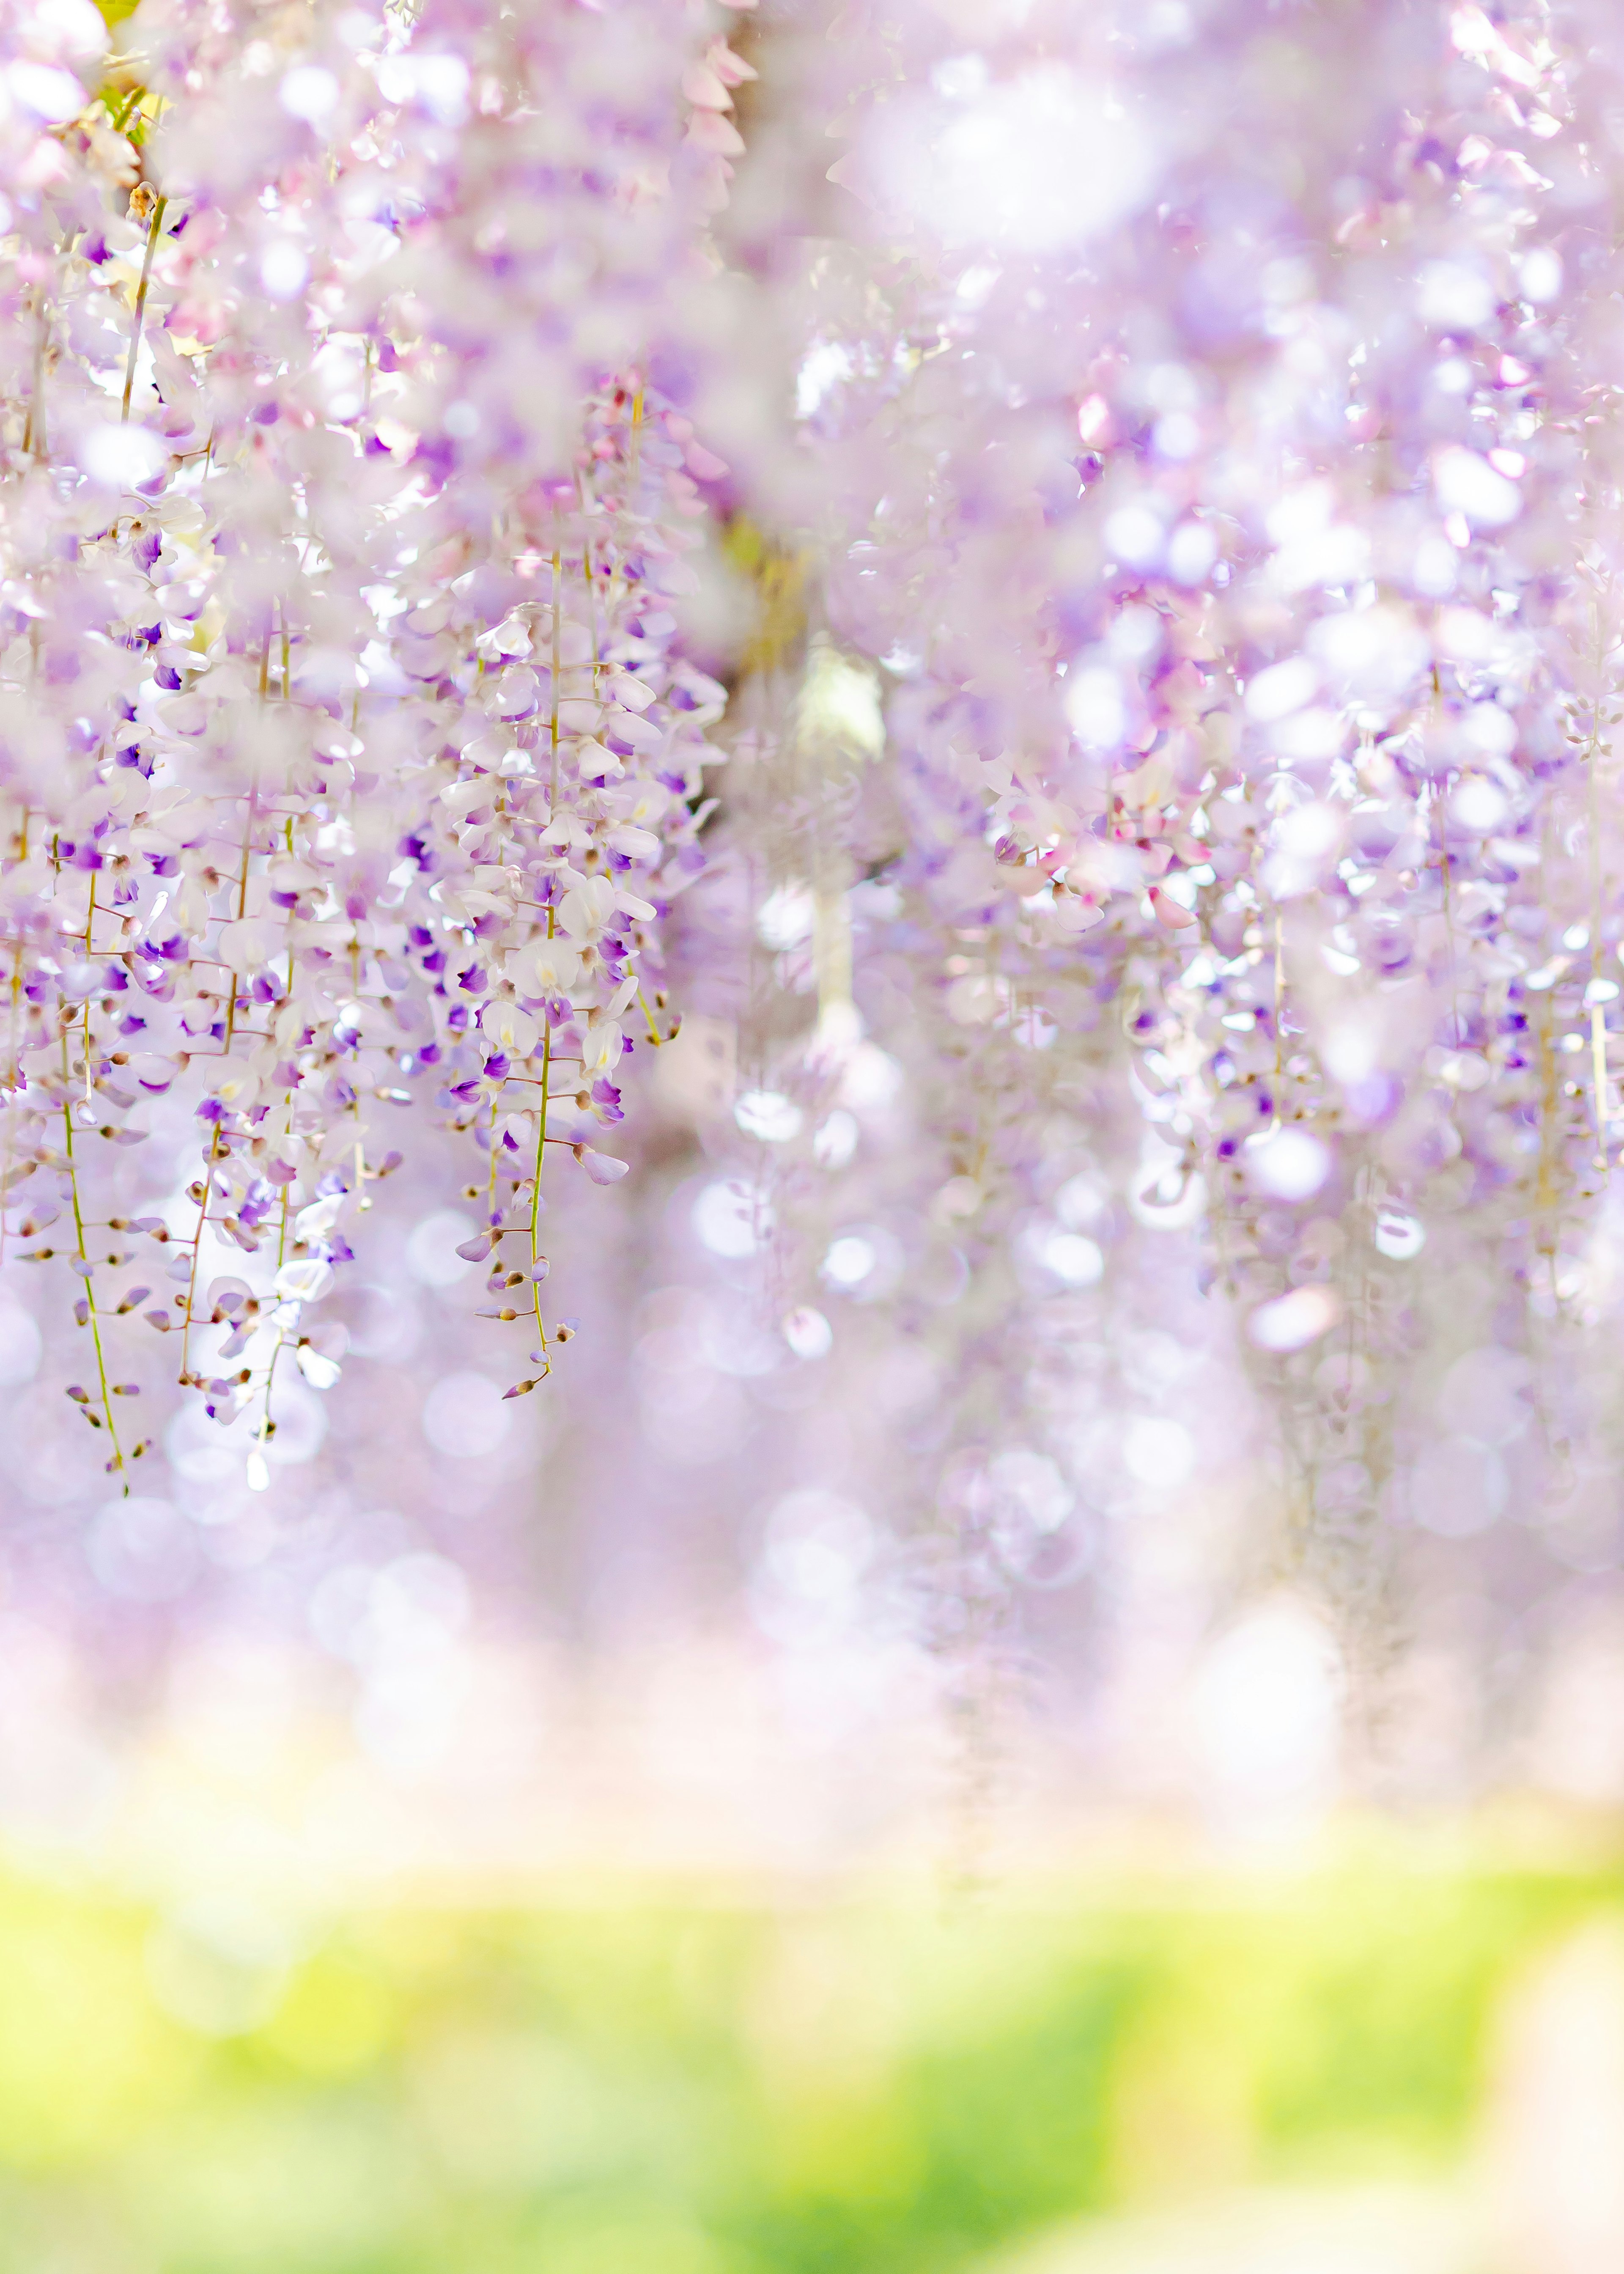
xmin=0 ymin=1835 xmax=1617 ymax=2272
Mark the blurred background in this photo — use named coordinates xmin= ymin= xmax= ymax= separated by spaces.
xmin=3 ymin=1814 xmax=1624 ymax=2273
xmin=7 ymin=1159 xmax=1624 ymax=2274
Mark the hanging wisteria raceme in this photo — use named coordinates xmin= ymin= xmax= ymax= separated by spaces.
xmin=0 ymin=0 xmax=748 ymax=1489
xmin=679 ymin=0 xmax=1624 ymax=1631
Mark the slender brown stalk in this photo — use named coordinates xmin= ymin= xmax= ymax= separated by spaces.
xmin=120 ymin=194 xmax=167 ymax=423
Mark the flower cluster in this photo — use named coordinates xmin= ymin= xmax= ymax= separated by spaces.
xmin=689 ymin=0 xmax=1624 ymax=1615
xmin=0 ymin=0 xmax=741 ymax=1486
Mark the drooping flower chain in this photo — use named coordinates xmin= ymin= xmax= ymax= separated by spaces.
xmin=0 ymin=0 xmax=740 ymax=1483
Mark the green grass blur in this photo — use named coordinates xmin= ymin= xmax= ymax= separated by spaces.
xmin=0 ymin=1842 xmax=1613 ymax=2272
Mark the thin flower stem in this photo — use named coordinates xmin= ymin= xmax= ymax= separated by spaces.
xmin=121 ymin=195 xmax=167 ymax=423
xmin=177 ymin=1126 xmax=222 ymax=1386
xmin=20 ymin=284 xmax=48 ymax=463
xmin=524 ymin=558 xmax=570 ymax=1376
xmin=60 ymin=1030 xmax=125 ymax=1483
xmin=0 ymin=940 xmax=22 ymax=1262
xmin=224 ymin=620 xmax=271 ymax=1063
xmin=528 ymin=1006 xmax=554 ymax=1378
xmin=253 ymin=1200 xmax=289 ymax=1479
